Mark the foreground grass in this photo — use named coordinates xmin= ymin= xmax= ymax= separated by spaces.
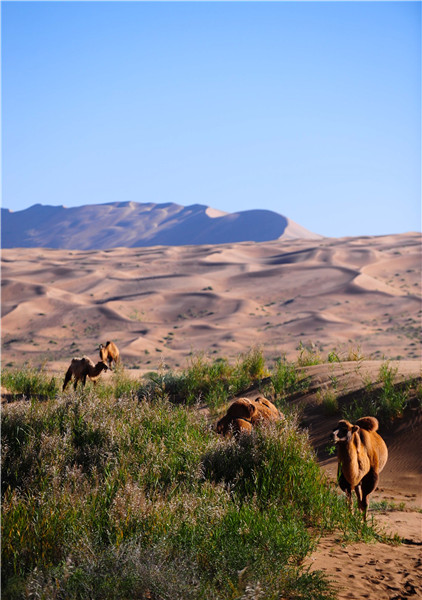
xmin=2 ymin=384 xmax=379 ymax=600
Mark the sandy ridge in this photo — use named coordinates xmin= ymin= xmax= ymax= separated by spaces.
xmin=2 ymin=233 xmax=420 ymax=373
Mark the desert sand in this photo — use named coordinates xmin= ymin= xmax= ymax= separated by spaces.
xmin=1 ymin=233 xmax=421 ymax=599
xmin=1 ymin=233 xmax=421 ymax=373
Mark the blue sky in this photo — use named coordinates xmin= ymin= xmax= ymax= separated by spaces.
xmin=2 ymin=1 xmax=421 ymax=237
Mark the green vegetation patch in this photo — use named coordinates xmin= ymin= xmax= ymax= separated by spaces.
xmin=342 ymin=362 xmax=422 ymax=425
xmin=2 ymin=386 xmax=377 ymax=600
xmin=137 ymin=347 xmax=269 ymax=409
xmin=1 ymin=366 xmax=59 ymax=399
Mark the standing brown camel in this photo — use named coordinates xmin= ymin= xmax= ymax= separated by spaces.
xmin=332 ymin=416 xmax=388 ymax=519
xmin=63 ymin=357 xmax=109 ymax=391
xmin=99 ymin=341 xmax=120 ymax=369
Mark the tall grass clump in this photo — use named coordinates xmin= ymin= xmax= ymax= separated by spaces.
xmin=2 ymin=378 xmax=379 ymax=600
xmin=139 ymin=347 xmax=269 ymax=409
xmin=1 ymin=366 xmax=59 ymax=399
xmin=202 ymin=418 xmax=373 ymax=537
xmin=270 ymin=357 xmax=310 ymax=405
xmin=296 ymin=341 xmax=323 ymax=367
xmin=342 ymin=362 xmax=418 ymax=425
xmin=94 ymin=363 xmax=141 ymax=400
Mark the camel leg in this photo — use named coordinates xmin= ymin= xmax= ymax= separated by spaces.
xmin=360 ymin=470 xmax=379 ymax=520
xmin=63 ymin=368 xmax=72 ymax=391
xmin=355 ymin=483 xmax=363 ymax=505
xmin=338 ymin=470 xmax=354 ymax=510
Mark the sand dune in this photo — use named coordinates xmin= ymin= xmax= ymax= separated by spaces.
xmin=1 ymin=233 xmax=420 ymax=372
xmin=1 ymin=201 xmax=321 ymax=249
xmin=1 ymin=230 xmax=421 ymax=600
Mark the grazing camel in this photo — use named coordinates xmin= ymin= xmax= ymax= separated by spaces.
xmin=332 ymin=416 xmax=388 ymax=519
xmin=63 ymin=356 xmax=109 ymax=391
xmin=216 ymin=396 xmax=282 ymax=436
xmin=99 ymin=341 xmax=120 ymax=369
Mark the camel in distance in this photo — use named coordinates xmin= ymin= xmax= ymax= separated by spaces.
xmin=99 ymin=341 xmax=120 ymax=369
xmin=63 ymin=356 xmax=109 ymax=391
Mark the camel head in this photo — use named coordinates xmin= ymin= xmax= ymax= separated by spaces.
xmin=331 ymin=419 xmax=358 ymax=444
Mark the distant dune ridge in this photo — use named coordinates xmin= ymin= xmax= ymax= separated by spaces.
xmin=1 ymin=201 xmax=321 ymax=249
xmin=1 ymin=232 xmax=420 ymax=372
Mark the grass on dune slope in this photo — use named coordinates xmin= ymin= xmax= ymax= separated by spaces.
xmin=2 ymin=373 xmax=385 ymax=600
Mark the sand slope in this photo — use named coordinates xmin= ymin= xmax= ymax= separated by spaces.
xmin=2 ymin=233 xmax=420 ymax=372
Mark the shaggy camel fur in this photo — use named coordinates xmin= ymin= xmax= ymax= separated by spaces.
xmin=332 ymin=416 xmax=388 ymax=519
xmin=63 ymin=356 xmax=109 ymax=391
xmin=216 ymin=396 xmax=282 ymax=436
xmin=99 ymin=341 xmax=120 ymax=369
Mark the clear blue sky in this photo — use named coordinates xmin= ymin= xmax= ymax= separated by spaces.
xmin=2 ymin=1 xmax=421 ymax=237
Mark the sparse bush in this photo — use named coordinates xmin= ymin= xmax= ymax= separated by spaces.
xmin=236 ymin=346 xmax=268 ymax=381
xmin=270 ymin=357 xmax=310 ymax=403
xmin=346 ymin=345 xmax=365 ymax=362
xmin=316 ymin=389 xmax=338 ymax=416
xmin=342 ymin=362 xmax=418 ymax=424
xmin=296 ymin=341 xmax=323 ymax=366
xmin=327 ymin=350 xmax=341 ymax=363
xmin=1 ymin=366 xmax=58 ymax=399
xmin=139 ymin=349 xmax=269 ymax=409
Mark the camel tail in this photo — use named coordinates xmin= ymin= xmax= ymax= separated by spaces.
xmin=356 ymin=416 xmax=379 ymax=432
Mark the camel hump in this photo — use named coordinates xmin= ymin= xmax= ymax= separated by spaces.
xmin=254 ymin=396 xmax=271 ymax=407
xmin=226 ymin=398 xmax=255 ymax=420
xmin=356 ymin=416 xmax=379 ymax=432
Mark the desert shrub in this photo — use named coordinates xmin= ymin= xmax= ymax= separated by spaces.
xmin=296 ymin=341 xmax=323 ymax=366
xmin=342 ymin=362 xmax=418 ymax=424
xmin=270 ymin=357 xmax=310 ymax=403
xmin=2 ymin=366 xmax=58 ymax=399
xmin=94 ymin=364 xmax=141 ymax=400
xmin=327 ymin=350 xmax=341 ymax=363
xmin=316 ymin=389 xmax=338 ymax=416
xmin=138 ymin=348 xmax=268 ymax=409
xmin=345 ymin=345 xmax=365 ymax=362
xmin=236 ymin=346 xmax=268 ymax=381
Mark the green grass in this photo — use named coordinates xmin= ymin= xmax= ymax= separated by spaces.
xmin=135 ymin=347 xmax=269 ymax=410
xmin=370 ymin=500 xmax=406 ymax=512
xmin=270 ymin=357 xmax=310 ymax=404
xmin=316 ymin=389 xmax=338 ymax=416
xmin=342 ymin=361 xmax=421 ymax=425
xmin=2 ymin=373 xmax=382 ymax=600
xmin=1 ymin=366 xmax=59 ymax=399
xmin=296 ymin=341 xmax=323 ymax=366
